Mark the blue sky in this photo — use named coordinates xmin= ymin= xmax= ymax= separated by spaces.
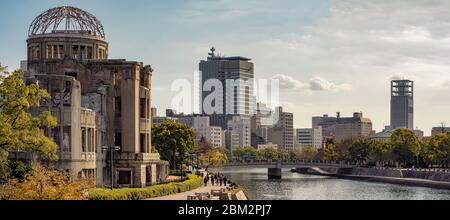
xmin=0 ymin=0 xmax=330 ymax=69
xmin=1 ymin=0 xmax=450 ymax=135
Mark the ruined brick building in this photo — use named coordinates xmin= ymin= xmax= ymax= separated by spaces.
xmin=22 ymin=6 xmax=168 ymax=188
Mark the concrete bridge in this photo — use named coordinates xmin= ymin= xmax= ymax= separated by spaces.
xmin=222 ymin=161 xmax=357 ymax=179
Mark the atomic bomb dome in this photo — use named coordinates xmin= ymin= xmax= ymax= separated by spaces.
xmin=28 ymin=6 xmax=105 ymax=38
xmin=22 ymin=6 xmax=167 ymax=189
xmin=27 ymin=6 xmax=109 ymax=62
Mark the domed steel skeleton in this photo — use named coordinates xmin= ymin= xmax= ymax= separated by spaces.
xmin=28 ymin=6 xmax=105 ymax=38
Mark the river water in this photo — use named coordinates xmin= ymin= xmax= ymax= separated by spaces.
xmin=218 ymin=168 xmax=450 ymax=200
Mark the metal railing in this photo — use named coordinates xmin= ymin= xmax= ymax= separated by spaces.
xmin=224 ymin=160 xmax=358 ymax=168
xmin=371 ymin=166 xmax=450 ymax=173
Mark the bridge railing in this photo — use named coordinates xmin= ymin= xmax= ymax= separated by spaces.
xmin=225 ymin=160 xmax=358 ymax=168
xmin=224 ymin=160 xmax=450 ymax=173
xmin=372 ymin=166 xmax=450 ymax=173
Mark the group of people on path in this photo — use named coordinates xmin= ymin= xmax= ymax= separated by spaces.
xmin=202 ymin=172 xmax=228 ymax=187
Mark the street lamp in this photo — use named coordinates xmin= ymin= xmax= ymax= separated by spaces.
xmin=196 ymin=154 xmax=200 ymax=169
xmin=180 ymin=152 xmax=185 ymax=181
xmin=174 ymin=152 xmax=187 ymax=181
xmin=102 ymin=145 xmax=121 ymax=190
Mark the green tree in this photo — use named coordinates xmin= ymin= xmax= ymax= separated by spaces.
xmin=421 ymin=136 xmax=438 ymax=167
xmin=277 ymin=149 xmax=291 ymax=161
xmin=315 ymin=149 xmax=325 ymax=161
xmin=368 ymin=140 xmax=393 ymax=166
xmin=297 ymin=146 xmax=319 ymax=161
xmin=323 ymin=143 xmax=339 ymax=161
xmin=239 ymin=146 xmax=257 ymax=161
xmin=438 ymin=132 xmax=450 ymax=167
xmin=255 ymin=149 xmax=265 ymax=161
xmin=334 ymin=139 xmax=352 ymax=161
xmin=0 ymin=68 xmax=58 ymax=178
xmin=258 ymin=147 xmax=278 ymax=161
xmin=232 ymin=148 xmax=244 ymax=161
xmin=5 ymin=160 xmax=32 ymax=181
xmin=152 ymin=120 xmax=195 ymax=169
xmin=422 ymin=132 xmax=450 ymax=168
xmin=349 ymin=139 xmax=372 ymax=163
xmin=190 ymin=137 xmax=212 ymax=166
xmin=192 ymin=137 xmax=212 ymax=155
xmin=390 ymin=129 xmax=420 ymax=167
xmin=202 ymin=147 xmax=229 ymax=167
xmin=289 ymin=149 xmax=299 ymax=161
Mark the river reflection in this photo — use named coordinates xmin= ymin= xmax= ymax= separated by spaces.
xmin=217 ymin=168 xmax=450 ymax=200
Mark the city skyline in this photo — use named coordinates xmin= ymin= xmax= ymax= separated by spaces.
xmin=1 ymin=0 xmax=450 ymax=135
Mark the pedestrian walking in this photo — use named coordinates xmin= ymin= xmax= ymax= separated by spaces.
xmin=223 ymin=176 xmax=228 ymax=186
xmin=204 ymin=176 xmax=209 ymax=187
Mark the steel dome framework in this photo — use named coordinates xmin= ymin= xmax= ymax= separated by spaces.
xmin=28 ymin=6 xmax=105 ymax=38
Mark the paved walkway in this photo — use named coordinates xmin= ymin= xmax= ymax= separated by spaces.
xmin=148 ymin=170 xmax=229 ymax=200
xmin=147 ymin=184 xmax=226 ymax=200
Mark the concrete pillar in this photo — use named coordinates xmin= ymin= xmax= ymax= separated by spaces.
xmin=121 ymin=68 xmax=139 ymax=153
xmin=134 ymin=164 xmax=146 ymax=188
xmin=268 ymin=162 xmax=283 ymax=179
xmin=149 ymin=164 xmax=157 ymax=185
xmin=268 ymin=168 xmax=282 ymax=179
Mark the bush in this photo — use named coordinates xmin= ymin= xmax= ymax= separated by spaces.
xmin=0 ymin=164 xmax=93 ymax=200
xmin=88 ymin=174 xmax=203 ymax=200
xmin=7 ymin=161 xmax=32 ymax=181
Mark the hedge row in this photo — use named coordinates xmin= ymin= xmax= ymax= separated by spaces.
xmin=88 ymin=174 xmax=203 ymax=200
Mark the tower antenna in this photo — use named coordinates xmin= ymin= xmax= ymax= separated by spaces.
xmin=208 ymin=46 xmax=216 ymax=58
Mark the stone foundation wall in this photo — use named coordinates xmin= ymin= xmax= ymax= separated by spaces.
xmin=402 ymin=170 xmax=450 ymax=182
xmin=351 ymin=168 xmax=403 ymax=178
xmin=298 ymin=167 xmax=450 ymax=183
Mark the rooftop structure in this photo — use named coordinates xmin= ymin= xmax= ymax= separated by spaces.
xmin=391 ymin=80 xmax=414 ymax=130
xmin=28 ymin=6 xmax=105 ymax=39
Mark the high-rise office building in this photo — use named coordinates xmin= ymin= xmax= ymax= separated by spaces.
xmin=314 ymin=112 xmax=373 ymax=142
xmin=296 ymin=126 xmax=323 ymax=149
xmin=334 ymin=112 xmax=373 ymax=142
xmin=190 ymin=116 xmax=225 ymax=148
xmin=199 ymin=47 xmax=254 ymax=129
xmin=226 ymin=116 xmax=251 ymax=151
xmin=269 ymin=107 xmax=294 ymax=150
xmin=312 ymin=114 xmax=337 ymax=141
xmin=250 ymin=103 xmax=273 ymax=148
xmin=391 ymin=80 xmax=414 ymax=130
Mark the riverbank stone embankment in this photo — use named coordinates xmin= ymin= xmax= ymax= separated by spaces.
xmin=295 ymin=167 xmax=450 ymax=190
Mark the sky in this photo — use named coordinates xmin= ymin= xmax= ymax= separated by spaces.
xmin=1 ymin=0 xmax=450 ymax=135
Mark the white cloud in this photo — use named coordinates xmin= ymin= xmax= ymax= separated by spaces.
xmin=442 ymin=81 xmax=450 ymax=89
xmin=263 ymin=0 xmax=450 ymax=77
xmin=272 ymin=74 xmax=352 ymax=93
xmin=148 ymin=0 xmax=450 ymax=134
xmin=258 ymin=0 xmax=450 ymax=134
xmin=309 ymin=77 xmax=352 ymax=91
xmin=389 ymin=73 xmax=414 ymax=81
